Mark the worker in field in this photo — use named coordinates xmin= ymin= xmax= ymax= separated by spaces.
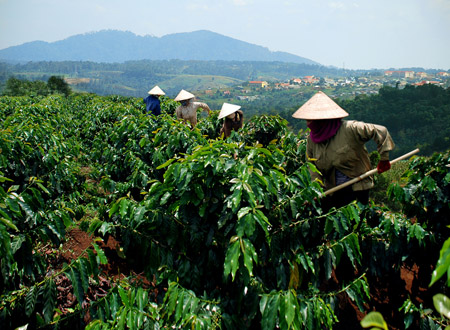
xmin=218 ymin=102 xmax=244 ymax=138
xmin=292 ymin=91 xmax=395 ymax=211
xmin=174 ymin=89 xmax=211 ymax=127
xmin=143 ymin=85 xmax=165 ymax=116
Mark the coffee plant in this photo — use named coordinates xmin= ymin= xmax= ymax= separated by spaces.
xmin=1 ymin=93 xmax=449 ymax=329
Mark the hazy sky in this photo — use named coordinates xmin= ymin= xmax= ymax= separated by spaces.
xmin=1 ymin=0 xmax=449 ymax=70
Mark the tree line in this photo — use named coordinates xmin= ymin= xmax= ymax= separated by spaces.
xmin=2 ymin=76 xmax=71 ymax=97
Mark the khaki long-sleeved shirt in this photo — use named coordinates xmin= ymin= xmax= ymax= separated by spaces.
xmin=307 ymin=120 xmax=395 ymax=191
xmin=176 ymin=101 xmax=211 ymax=127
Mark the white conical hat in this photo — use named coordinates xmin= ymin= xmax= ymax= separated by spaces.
xmin=218 ymin=103 xmax=241 ymax=119
xmin=174 ymin=89 xmax=195 ymax=101
xmin=292 ymin=91 xmax=349 ymax=120
xmin=148 ymin=85 xmax=165 ymax=95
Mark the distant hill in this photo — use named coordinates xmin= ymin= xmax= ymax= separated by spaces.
xmin=0 ymin=30 xmax=319 ymax=65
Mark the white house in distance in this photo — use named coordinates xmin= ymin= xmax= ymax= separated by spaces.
xmin=384 ymin=70 xmax=415 ymax=78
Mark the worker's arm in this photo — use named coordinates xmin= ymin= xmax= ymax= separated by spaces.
xmin=196 ymin=102 xmax=211 ymax=116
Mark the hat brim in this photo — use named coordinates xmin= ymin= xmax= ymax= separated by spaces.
xmin=292 ymin=91 xmax=349 ymax=120
xmin=148 ymin=86 xmax=165 ymax=95
xmin=174 ymin=89 xmax=195 ymax=101
xmin=218 ymin=103 xmax=241 ymax=119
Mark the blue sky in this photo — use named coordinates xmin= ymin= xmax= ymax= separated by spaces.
xmin=1 ymin=0 xmax=449 ymax=70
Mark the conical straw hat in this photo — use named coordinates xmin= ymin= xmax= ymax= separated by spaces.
xmin=148 ymin=85 xmax=165 ymax=95
xmin=292 ymin=91 xmax=349 ymax=120
xmin=174 ymin=89 xmax=195 ymax=101
xmin=218 ymin=103 xmax=241 ymax=119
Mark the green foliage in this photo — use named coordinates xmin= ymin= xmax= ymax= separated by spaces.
xmin=47 ymin=76 xmax=71 ymax=96
xmin=383 ymin=149 xmax=450 ymax=329
xmin=429 ymin=228 xmax=450 ymax=330
xmin=1 ymin=93 xmax=450 ymax=329
xmin=430 ymin=237 xmax=450 ymax=287
xmin=2 ymin=77 xmax=48 ymax=96
xmin=2 ymin=76 xmax=72 ymax=97
xmin=361 ymin=311 xmax=388 ymax=330
xmin=0 ymin=239 xmax=107 ymax=329
xmin=86 ymin=281 xmax=221 ymax=330
xmin=387 ymin=150 xmax=450 ymax=234
xmin=433 ymin=294 xmax=450 ymax=319
xmin=0 ymin=178 xmax=73 ymax=289
xmin=370 ymin=158 xmax=410 ymax=210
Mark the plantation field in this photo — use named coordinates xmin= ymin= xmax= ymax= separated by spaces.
xmin=1 ymin=93 xmax=449 ymax=329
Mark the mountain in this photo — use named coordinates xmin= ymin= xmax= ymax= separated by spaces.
xmin=0 ymin=30 xmax=318 ymax=65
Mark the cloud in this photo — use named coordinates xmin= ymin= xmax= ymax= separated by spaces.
xmin=186 ymin=3 xmax=210 ymax=10
xmin=231 ymin=0 xmax=253 ymax=6
xmin=328 ymin=1 xmax=345 ymax=10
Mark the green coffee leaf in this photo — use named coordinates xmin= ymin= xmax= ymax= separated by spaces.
xmin=224 ymin=240 xmax=240 ymax=281
xmin=241 ymin=238 xmax=256 ymax=276
xmin=156 ymin=158 xmax=175 ymax=170
xmin=93 ymin=243 xmax=108 ymax=265
xmin=25 ymin=286 xmax=38 ymax=317
xmin=360 ymin=311 xmax=388 ymax=330
xmin=0 ymin=217 xmax=18 ymax=231
xmin=433 ymin=294 xmax=450 ymax=319
xmin=42 ymin=280 xmax=57 ymax=323
xmin=260 ymin=293 xmax=279 ymax=330
xmin=284 ymin=290 xmax=297 ymax=328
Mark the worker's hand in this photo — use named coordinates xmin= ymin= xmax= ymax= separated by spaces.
xmin=377 ymin=160 xmax=391 ymax=174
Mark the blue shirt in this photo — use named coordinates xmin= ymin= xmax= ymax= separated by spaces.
xmin=143 ymin=95 xmax=161 ymax=116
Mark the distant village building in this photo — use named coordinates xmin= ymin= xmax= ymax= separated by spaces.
xmin=249 ymin=81 xmax=268 ymax=88
xmin=437 ymin=72 xmax=450 ymax=77
xmin=404 ymin=71 xmax=415 ymax=78
xmin=274 ymin=82 xmax=291 ymax=89
xmin=324 ymin=78 xmax=337 ymax=86
xmin=414 ymin=80 xmax=441 ymax=86
xmin=416 ymin=72 xmax=428 ymax=79
xmin=303 ymin=76 xmax=319 ymax=84
xmin=384 ymin=70 xmax=415 ymax=78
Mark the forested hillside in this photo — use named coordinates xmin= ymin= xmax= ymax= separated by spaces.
xmin=1 ymin=93 xmax=450 ymax=329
